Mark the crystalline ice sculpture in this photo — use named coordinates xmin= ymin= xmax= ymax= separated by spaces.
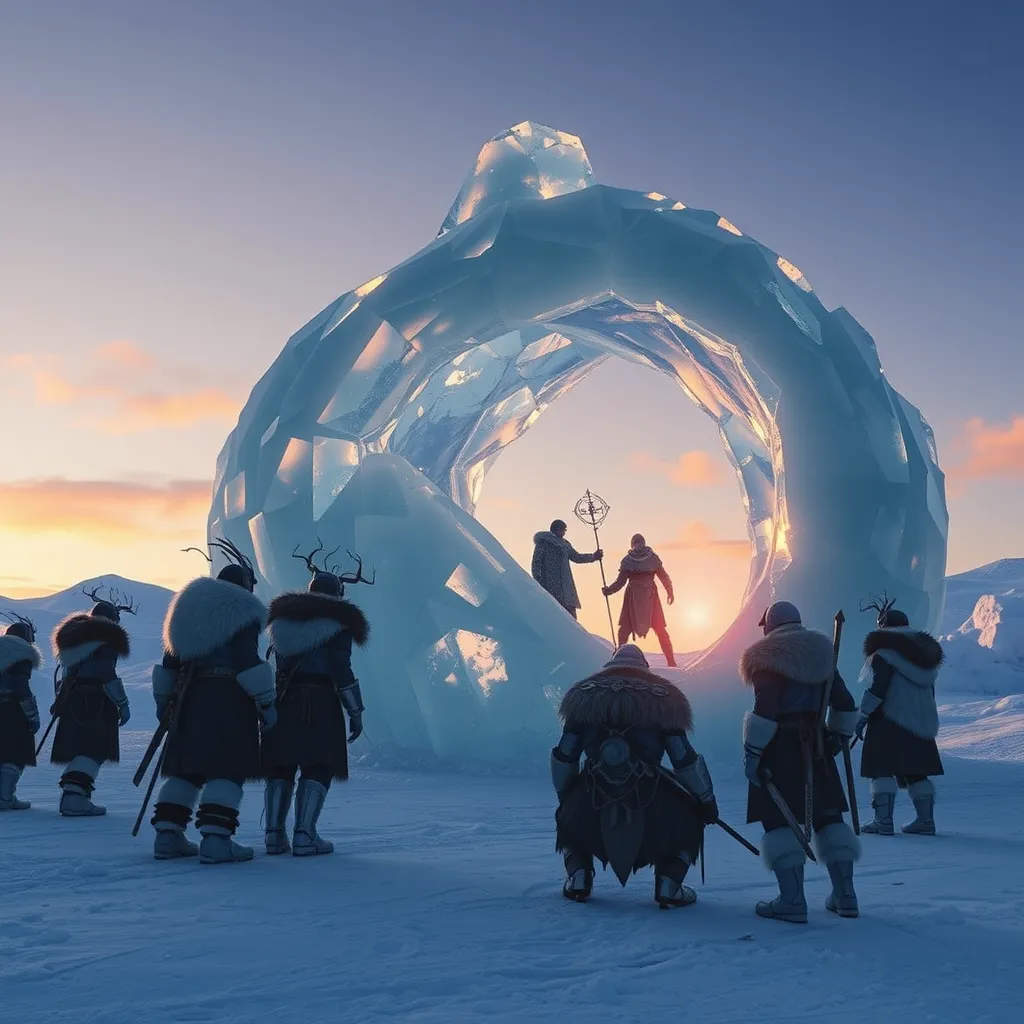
xmin=209 ymin=120 xmax=948 ymax=762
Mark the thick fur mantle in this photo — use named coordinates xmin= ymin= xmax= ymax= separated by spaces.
xmin=859 ymin=629 xmax=941 ymax=739
xmin=863 ymin=627 xmax=943 ymax=675
xmin=559 ymin=666 xmax=693 ymax=734
xmin=164 ymin=576 xmax=268 ymax=660
xmin=267 ymin=591 xmax=370 ymax=658
xmin=618 ymin=546 xmax=663 ymax=574
xmin=533 ymin=531 xmax=567 ymax=550
xmin=0 ymin=634 xmax=42 ymax=674
xmin=739 ymin=626 xmax=833 ymax=685
xmin=52 ymin=614 xmax=130 ymax=664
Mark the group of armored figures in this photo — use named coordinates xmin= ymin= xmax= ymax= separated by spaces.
xmin=1 ymin=535 xmax=944 ymax=919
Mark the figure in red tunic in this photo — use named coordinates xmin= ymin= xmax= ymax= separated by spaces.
xmin=602 ymin=534 xmax=677 ymax=667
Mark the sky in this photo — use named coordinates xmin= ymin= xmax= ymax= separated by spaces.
xmin=0 ymin=1 xmax=1021 ymax=651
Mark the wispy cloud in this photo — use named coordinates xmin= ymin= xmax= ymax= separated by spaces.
xmin=658 ymin=520 xmax=749 ymax=559
xmin=948 ymin=415 xmax=1024 ymax=482
xmin=3 ymin=344 xmax=241 ymax=434
xmin=627 ymin=449 xmax=726 ymax=487
xmin=0 ymin=478 xmax=212 ymax=542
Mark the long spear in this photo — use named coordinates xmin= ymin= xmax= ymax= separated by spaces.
xmin=573 ymin=489 xmax=616 ymax=646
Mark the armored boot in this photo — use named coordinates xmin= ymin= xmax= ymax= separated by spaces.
xmin=902 ymin=779 xmax=936 ymax=835
xmin=264 ymin=778 xmax=294 ymax=855
xmin=755 ymin=828 xmax=808 ymax=924
xmin=58 ymin=762 xmax=106 ymax=816
xmin=151 ymin=779 xmax=200 ymax=860
xmin=196 ymin=781 xmax=253 ymax=864
xmin=561 ymin=852 xmax=594 ymax=903
xmin=862 ymin=777 xmax=896 ymax=836
xmin=814 ymin=822 xmax=861 ymax=918
xmin=292 ymin=778 xmax=334 ymax=856
xmin=654 ymin=856 xmax=696 ymax=909
xmin=0 ymin=763 xmax=30 ymax=811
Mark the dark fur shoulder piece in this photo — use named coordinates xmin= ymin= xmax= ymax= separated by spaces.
xmin=863 ymin=628 xmax=944 ymax=670
xmin=739 ymin=626 xmax=833 ymax=686
xmin=558 ymin=666 xmax=693 ymax=734
xmin=267 ymin=591 xmax=369 ymax=646
xmin=51 ymin=613 xmax=130 ymax=661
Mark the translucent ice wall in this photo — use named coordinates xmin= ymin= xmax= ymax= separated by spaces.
xmin=208 ymin=121 xmax=948 ymax=762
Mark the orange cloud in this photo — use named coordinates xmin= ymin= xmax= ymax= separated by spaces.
xmin=627 ymin=449 xmax=725 ymax=487
xmin=658 ymin=520 xmax=750 ymax=559
xmin=4 ymin=348 xmax=241 ymax=433
xmin=948 ymin=416 xmax=1024 ymax=482
xmin=0 ymin=478 xmax=212 ymax=541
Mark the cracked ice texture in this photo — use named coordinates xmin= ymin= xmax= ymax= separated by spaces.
xmin=209 ymin=121 xmax=948 ymax=759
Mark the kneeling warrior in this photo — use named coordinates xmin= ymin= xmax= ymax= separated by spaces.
xmin=741 ymin=601 xmax=861 ymax=923
xmin=262 ymin=543 xmax=372 ymax=856
xmin=857 ymin=596 xmax=944 ymax=836
xmin=50 ymin=587 xmax=134 ymax=816
xmin=0 ymin=613 xmax=42 ymax=810
xmin=552 ymin=644 xmax=719 ymax=907
xmin=150 ymin=540 xmax=276 ymax=864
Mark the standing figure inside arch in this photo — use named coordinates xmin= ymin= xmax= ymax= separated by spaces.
xmin=531 ymin=519 xmax=602 ymax=620
xmin=602 ymin=534 xmax=676 ymax=667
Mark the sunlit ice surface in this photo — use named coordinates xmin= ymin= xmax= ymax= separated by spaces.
xmin=207 ymin=121 xmax=947 ymax=765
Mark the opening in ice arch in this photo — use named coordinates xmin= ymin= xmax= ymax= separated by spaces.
xmin=209 ymin=121 xmax=948 ymax=765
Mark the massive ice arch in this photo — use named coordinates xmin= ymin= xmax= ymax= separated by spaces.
xmin=208 ymin=122 xmax=948 ymax=762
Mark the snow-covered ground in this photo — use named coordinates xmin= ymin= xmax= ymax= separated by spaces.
xmin=5 ymin=708 xmax=1024 ymax=1024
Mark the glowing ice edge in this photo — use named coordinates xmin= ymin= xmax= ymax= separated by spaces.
xmin=208 ymin=121 xmax=948 ymax=764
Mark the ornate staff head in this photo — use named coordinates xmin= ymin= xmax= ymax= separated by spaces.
xmin=573 ymin=489 xmax=610 ymax=530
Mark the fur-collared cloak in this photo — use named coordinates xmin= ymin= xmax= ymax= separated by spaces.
xmin=51 ymin=614 xmax=130 ymax=669
xmin=0 ymin=633 xmax=42 ymax=676
xmin=860 ymin=626 xmax=943 ymax=739
xmin=266 ymin=591 xmax=370 ymax=658
xmin=558 ymin=665 xmax=693 ymax=734
xmin=739 ymin=624 xmax=834 ymax=686
xmin=163 ymin=576 xmax=268 ymax=660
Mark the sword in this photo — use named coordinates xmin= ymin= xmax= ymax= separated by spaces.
xmin=840 ymin=737 xmax=861 ymax=834
xmin=759 ymin=769 xmax=818 ymax=863
xmin=655 ymin=766 xmax=760 ymax=856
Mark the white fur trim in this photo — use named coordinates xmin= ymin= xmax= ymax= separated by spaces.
xmin=157 ymin=777 xmax=200 ymax=809
xmin=266 ymin=616 xmax=343 ymax=659
xmin=827 ymin=709 xmax=858 ymax=737
xmin=812 ymin=822 xmax=861 ymax=864
xmin=66 ymin=756 xmax=101 ymax=779
xmin=907 ymin=778 xmax=936 ymax=800
xmin=870 ymin=776 xmax=899 ymax=796
xmin=59 ymin=641 xmax=103 ymax=670
xmin=871 ymin=646 xmax=939 ymax=688
xmin=200 ymin=778 xmax=243 ymax=810
xmin=880 ymin=666 xmax=939 ymax=740
xmin=740 ymin=626 xmax=834 ymax=685
xmin=859 ymin=688 xmax=883 ymax=715
xmin=760 ymin=827 xmax=806 ymax=871
xmin=236 ymin=662 xmax=275 ymax=705
xmin=163 ymin=576 xmax=267 ymax=660
xmin=0 ymin=635 xmax=41 ymax=675
xmin=152 ymin=664 xmax=178 ymax=699
xmin=743 ymin=712 xmax=778 ymax=752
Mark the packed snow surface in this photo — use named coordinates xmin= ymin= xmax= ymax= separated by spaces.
xmin=4 ymin=704 xmax=1023 ymax=1024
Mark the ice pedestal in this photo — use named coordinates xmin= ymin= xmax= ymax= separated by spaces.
xmin=209 ymin=121 xmax=948 ymax=762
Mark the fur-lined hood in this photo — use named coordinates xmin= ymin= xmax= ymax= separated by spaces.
xmin=266 ymin=591 xmax=370 ymax=658
xmin=618 ymin=546 xmax=663 ymax=574
xmin=864 ymin=627 xmax=943 ymax=671
xmin=533 ymin=531 xmax=569 ymax=549
xmin=52 ymin=614 xmax=130 ymax=666
xmin=558 ymin=666 xmax=693 ymax=734
xmin=0 ymin=634 xmax=42 ymax=675
xmin=740 ymin=624 xmax=834 ymax=686
xmin=164 ymin=576 xmax=267 ymax=660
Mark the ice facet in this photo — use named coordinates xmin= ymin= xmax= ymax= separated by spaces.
xmin=209 ymin=121 xmax=949 ymax=762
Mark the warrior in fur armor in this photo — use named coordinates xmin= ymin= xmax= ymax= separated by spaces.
xmin=741 ymin=601 xmax=861 ymax=923
xmin=50 ymin=587 xmax=134 ymax=816
xmin=149 ymin=540 xmax=276 ymax=864
xmin=551 ymin=644 xmax=719 ymax=908
xmin=602 ymin=534 xmax=677 ymax=666
xmin=857 ymin=597 xmax=944 ymax=836
xmin=261 ymin=543 xmax=372 ymax=857
xmin=0 ymin=613 xmax=43 ymax=811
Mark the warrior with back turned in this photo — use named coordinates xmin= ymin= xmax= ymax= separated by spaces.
xmin=50 ymin=586 xmax=134 ymax=816
xmin=0 ymin=613 xmax=43 ymax=811
xmin=551 ymin=644 xmax=719 ymax=908
xmin=740 ymin=601 xmax=861 ymax=923
xmin=261 ymin=542 xmax=372 ymax=857
xmin=149 ymin=540 xmax=276 ymax=864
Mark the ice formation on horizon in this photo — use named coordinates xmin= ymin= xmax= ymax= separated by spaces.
xmin=208 ymin=121 xmax=948 ymax=761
